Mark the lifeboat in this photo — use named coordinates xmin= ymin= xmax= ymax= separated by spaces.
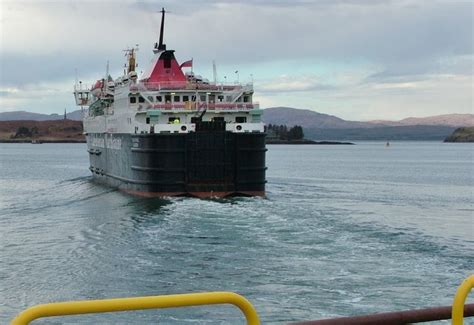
xmin=90 ymin=79 xmax=104 ymax=97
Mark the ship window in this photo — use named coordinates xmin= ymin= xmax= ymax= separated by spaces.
xmin=168 ymin=117 xmax=180 ymax=123
xmin=212 ymin=117 xmax=224 ymax=122
xmin=236 ymin=116 xmax=247 ymax=123
xmin=200 ymin=95 xmax=206 ymax=101
xmin=183 ymin=95 xmax=189 ymax=102
xmin=165 ymin=95 xmax=171 ymax=102
xmin=130 ymin=97 xmax=137 ymax=104
xmin=156 ymin=96 xmax=162 ymax=102
xmin=147 ymin=96 xmax=154 ymax=102
xmin=226 ymin=96 xmax=232 ymax=102
xmin=138 ymin=96 xmax=145 ymax=103
xmin=243 ymin=96 xmax=249 ymax=102
xmin=174 ymin=95 xmax=180 ymax=102
xmin=218 ymin=95 xmax=224 ymax=102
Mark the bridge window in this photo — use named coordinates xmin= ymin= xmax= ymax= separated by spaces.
xmin=183 ymin=95 xmax=189 ymax=102
xmin=200 ymin=95 xmax=206 ymax=101
xmin=218 ymin=95 xmax=224 ymax=102
xmin=138 ymin=96 xmax=145 ymax=103
xmin=243 ymin=96 xmax=249 ymax=102
xmin=174 ymin=95 xmax=180 ymax=102
xmin=165 ymin=95 xmax=171 ymax=102
xmin=130 ymin=97 xmax=137 ymax=104
xmin=236 ymin=116 xmax=247 ymax=123
xmin=147 ymin=96 xmax=154 ymax=102
xmin=156 ymin=95 xmax=162 ymax=102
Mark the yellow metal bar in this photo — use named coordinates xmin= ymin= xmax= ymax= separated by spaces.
xmin=11 ymin=291 xmax=260 ymax=325
xmin=452 ymin=275 xmax=474 ymax=325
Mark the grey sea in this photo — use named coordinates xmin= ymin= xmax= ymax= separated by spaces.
xmin=1 ymin=142 xmax=473 ymax=324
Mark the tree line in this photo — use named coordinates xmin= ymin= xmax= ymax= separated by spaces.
xmin=266 ymin=124 xmax=304 ymax=140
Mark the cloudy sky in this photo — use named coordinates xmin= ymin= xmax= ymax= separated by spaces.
xmin=0 ymin=0 xmax=472 ymax=120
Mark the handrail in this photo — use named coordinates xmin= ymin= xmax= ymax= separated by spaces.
xmin=452 ymin=275 xmax=474 ymax=325
xmin=11 ymin=291 xmax=260 ymax=325
xmin=146 ymin=103 xmax=257 ymax=111
xmin=291 ymin=304 xmax=474 ymax=325
xmin=11 ymin=275 xmax=473 ymax=324
xmin=292 ymin=274 xmax=474 ymax=325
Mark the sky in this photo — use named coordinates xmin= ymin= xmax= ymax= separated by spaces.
xmin=0 ymin=0 xmax=472 ymax=121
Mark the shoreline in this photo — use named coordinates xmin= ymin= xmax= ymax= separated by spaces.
xmin=0 ymin=139 xmax=86 ymax=143
xmin=266 ymin=139 xmax=354 ymax=145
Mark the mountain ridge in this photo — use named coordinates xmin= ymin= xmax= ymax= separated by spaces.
xmin=262 ymin=107 xmax=474 ymax=129
xmin=0 ymin=110 xmax=83 ymax=121
xmin=262 ymin=107 xmax=374 ymax=129
xmin=1 ymin=108 xmax=472 ymax=129
xmin=368 ymin=114 xmax=474 ymax=127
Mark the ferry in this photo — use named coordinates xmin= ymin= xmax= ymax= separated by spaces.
xmin=73 ymin=9 xmax=266 ymax=198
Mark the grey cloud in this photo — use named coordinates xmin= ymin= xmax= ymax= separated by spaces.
xmin=0 ymin=51 xmax=130 ymax=88
xmin=1 ymin=0 xmax=472 ymax=88
xmin=163 ymin=0 xmax=473 ymax=68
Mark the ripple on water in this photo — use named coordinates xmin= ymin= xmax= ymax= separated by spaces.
xmin=1 ymin=143 xmax=473 ymax=324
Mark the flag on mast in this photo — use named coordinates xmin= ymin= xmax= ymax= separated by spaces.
xmin=180 ymin=59 xmax=193 ymax=69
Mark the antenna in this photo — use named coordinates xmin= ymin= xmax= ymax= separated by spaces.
xmin=212 ymin=60 xmax=217 ymax=84
xmin=104 ymin=60 xmax=109 ymax=92
xmin=74 ymin=68 xmax=78 ymax=89
xmin=154 ymin=8 xmax=166 ymax=53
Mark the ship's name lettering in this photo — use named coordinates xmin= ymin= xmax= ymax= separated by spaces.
xmin=91 ymin=135 xmax=122 ymax=150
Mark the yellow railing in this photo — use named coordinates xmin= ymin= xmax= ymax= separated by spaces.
xmin=452 ymin=275 xmax=474 ymax=325
xmin=11 ymin=291 xmax=260 ymax=325
xmin=10 ymin=275 xmax=473 ymax=324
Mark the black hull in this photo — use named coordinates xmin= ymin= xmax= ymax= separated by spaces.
xmin=87 ymin=131 xmax=266 ymax=197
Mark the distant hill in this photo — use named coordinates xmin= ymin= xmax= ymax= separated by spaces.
xmin=1 ymin=107 xmax=472 ymax=141
xmin=0 ymin=110 xmax=83 ymax=121
xmin=444 ymin=127 xmax=474 ymax=143
xmin=262 ymin=107 xmax=473 ymax=140
xmin=263 ymin=107 xmax=474 ymax=129
xmin=368 ymin=114 xmax=474 ymax=127
xmin=262 ymin=107 xmax=373 ymax=129
xmin=0 ymin=120 xmax=85 ymax=142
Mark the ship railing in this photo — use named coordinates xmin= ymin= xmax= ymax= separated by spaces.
xmin=11 ymin=292 xmax=260 ymax=325
xmin=9 ymin=275 xmax=474 ymax=324
xmin=137 ymin=102 xmax=259 ymax=112
xmin=292 ymin=275 xmax=474 ymax=325
xmin=130 ymin=81 xmax=250 ymax=92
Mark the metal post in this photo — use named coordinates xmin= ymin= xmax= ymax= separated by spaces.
xmin=453 ymin=275 xmax=474 ymax=325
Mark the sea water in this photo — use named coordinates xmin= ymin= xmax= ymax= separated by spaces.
xmin=0 ymin=142 xmax=473 ymax=324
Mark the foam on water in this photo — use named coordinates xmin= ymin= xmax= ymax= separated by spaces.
xmin=0 ymin=142 xmax=473 ymax=324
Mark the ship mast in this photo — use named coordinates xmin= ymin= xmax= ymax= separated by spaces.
xmin=154 ymin=8 xmax=166 ymax=53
